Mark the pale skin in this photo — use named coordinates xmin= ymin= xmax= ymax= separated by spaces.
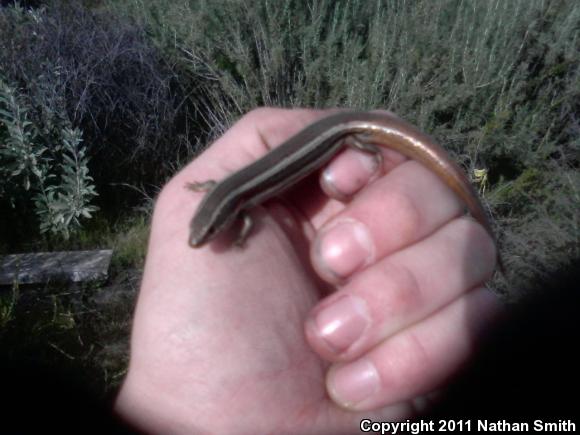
xmin=115 ymin=108 xmax=501 ymax=434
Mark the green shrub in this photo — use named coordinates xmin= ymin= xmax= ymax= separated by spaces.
xmin=0 ymin=77 xmax=98 ymax=239
xmin=32 ymin=127 xmax=99 ymax=238
xmin=0 ymin=1 xmax=204 ymax=188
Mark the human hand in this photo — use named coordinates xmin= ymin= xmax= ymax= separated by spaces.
xmin=115 ymin=108 xmax=500 ymax=434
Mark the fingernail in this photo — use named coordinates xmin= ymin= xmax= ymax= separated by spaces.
xmin=313 ymin=295 xmax=369 ymax=353
xmin=328 ymin=358 xmax=380 ymax=407
xmin=322 ymin=150 xmax=379 ymax=199
xmin=313 ymin=220 xmax=374 ymax=280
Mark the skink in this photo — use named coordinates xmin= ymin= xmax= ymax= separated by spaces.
xmin=188 ymin=111 xmax=500 ymax=270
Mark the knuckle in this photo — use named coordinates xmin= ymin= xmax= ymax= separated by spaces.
xmin=155 ymin=181 xmax=176 ymax=210
xmin=347 ymin=262 xmax=423 ymax=321
xmin=240 ymin=106 xmax=278 ymax=123
xmin=389 ymin=331 xmax=432 ymax=388
xmin=155 ymin=177 xmax=188 ymax=214
xmin=384 ymin=188 xmax=422 ymax=243
xmin=379 ymin=263 xmax=423 ymax=318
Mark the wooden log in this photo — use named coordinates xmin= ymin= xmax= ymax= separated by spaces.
xmin=0 ymin=250 xmax=113 ymax=285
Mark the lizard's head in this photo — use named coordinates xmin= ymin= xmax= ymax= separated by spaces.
xmin=189 ymin=200 xmax=240 ymax=248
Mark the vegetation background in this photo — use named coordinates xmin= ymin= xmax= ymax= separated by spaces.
xmin=0 ymin=0 xmax=578 ymax=399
